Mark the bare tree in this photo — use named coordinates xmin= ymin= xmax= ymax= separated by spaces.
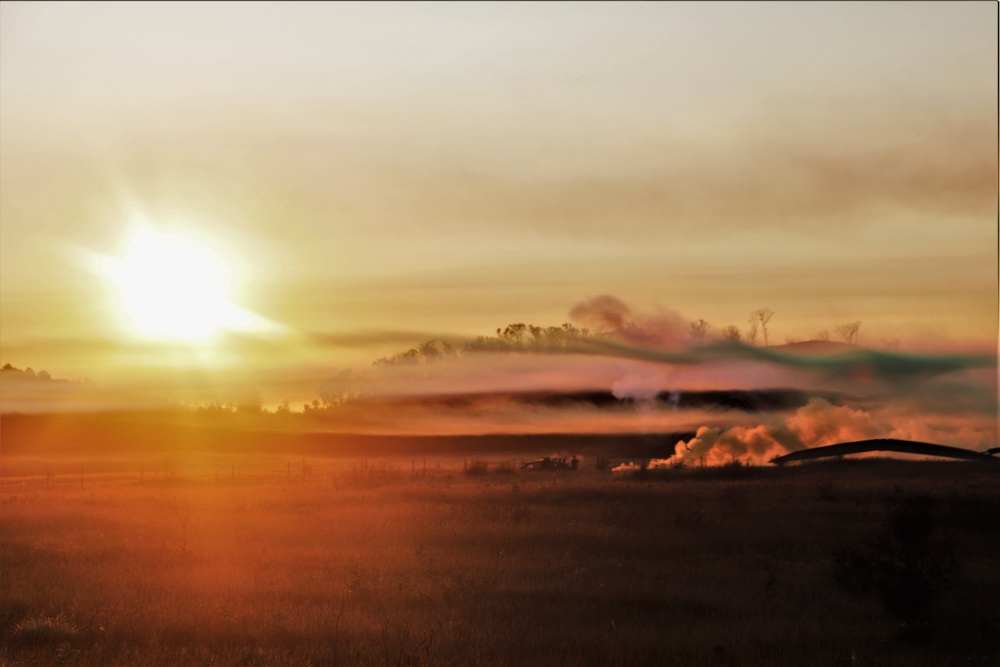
xmin=746 ymin=312 xmax=760 ymax=346
xmin=499 ymin=323 xmax=527 ymax=346
xmin=721 ymin=325 xmax=741 ymax=342
xmin=816 ymin=330 xmax=830 ymax=342
xmin=835 ymin=321 xmax=862 ymax=345
xmin=755 ymin=309 xmax=774 ymax=347
xmin=689 ymin=319 xmax=712 ymax=342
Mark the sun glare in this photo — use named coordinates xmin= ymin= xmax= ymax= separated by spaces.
xmin=103 ymin=227 xmax=242 ymax=343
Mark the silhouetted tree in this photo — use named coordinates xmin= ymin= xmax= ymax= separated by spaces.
xmin=374 ymin=347 xmax=423 ymax=366
xmin=316 ymin=369 xmax=373 ymax=408
xmin=198 ymin=401 xmax=235 ymax=415
xmin=372 ymin=321 xmax=590 ymax=367
xmin=755 ymin=309 xmax=774 ymax=346
xmin=746 ymin=313 xmax=760 ymax=345
xmin=498 ymin=323 xmax=528 ymax=347
xmin=689 ymin=319 xmax=712 ymax=342
xmin=721 ymin=325 xmax=741 ymax=342
xmin=464 ymin=335 xmax=507 ymax=353
xmin=417 ymin=339 xmax=455 ymax=360
xmin=835 ymin=321 xmax=862 ymax=345
xmin=0 ymin=364 xmax=54 ymax=381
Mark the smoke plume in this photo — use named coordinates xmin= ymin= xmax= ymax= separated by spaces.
xmin=569 ymin=295 xmax=689 ymax=348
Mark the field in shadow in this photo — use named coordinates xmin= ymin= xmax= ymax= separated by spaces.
xmin=1 ymin=456 xmax=998 ymax=666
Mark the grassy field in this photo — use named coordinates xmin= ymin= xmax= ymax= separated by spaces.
xmin=1 ymin=456 xmax=998 ymax=666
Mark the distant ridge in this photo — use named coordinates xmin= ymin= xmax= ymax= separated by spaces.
xmin=769 ymin=340 xmax=858 ymax=354
xmin=770 ymin=438 xmax=999 ymax=465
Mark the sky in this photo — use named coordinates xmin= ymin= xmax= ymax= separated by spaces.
xmin=0 ymin=2 xmax=997 ymax=434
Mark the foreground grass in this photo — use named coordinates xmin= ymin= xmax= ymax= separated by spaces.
xmin=1 ymin=458 xmax=998 ymax=666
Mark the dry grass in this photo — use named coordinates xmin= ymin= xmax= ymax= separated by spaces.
xmin=1 ymin=457 xmax=998 ymax=666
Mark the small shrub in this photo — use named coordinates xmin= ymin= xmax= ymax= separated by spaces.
xmin=11 ymin=613 xmax=80 ymax=645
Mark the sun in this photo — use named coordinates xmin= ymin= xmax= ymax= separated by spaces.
xmin=102 ymin=226 xmax=243 ymax=343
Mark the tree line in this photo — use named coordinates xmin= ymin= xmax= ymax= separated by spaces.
xmin=372 ymin=322 xmax=591 ymax=367
xmin=2 ymin=311 xmax=894 ymax=417
xmin=373 ymin=310 xmax=888 ymax=370
xmin=0 ymin=363 xmax=70 ymax=382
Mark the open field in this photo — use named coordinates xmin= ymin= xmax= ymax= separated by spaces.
xmin=2 ymin=456 xmax=998 ymax=666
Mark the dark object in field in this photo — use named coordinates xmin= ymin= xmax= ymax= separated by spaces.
xmin=521 ymin=456 xmax=579 ymax=471
xmin=833 ymin=494 xmax=958 ymax=636
xmin=771 ymin=438 xmax=999 ymax=465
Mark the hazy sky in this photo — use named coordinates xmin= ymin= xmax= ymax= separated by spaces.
xmin=1 ymin=1 xmax=997 ymax=405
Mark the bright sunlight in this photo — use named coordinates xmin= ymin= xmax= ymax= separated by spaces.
xmin=102 ymin=227 xmax=241 ymax=343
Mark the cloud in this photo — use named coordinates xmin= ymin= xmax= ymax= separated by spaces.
xmin=298 ymin=106 xmax=997 ymax=239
